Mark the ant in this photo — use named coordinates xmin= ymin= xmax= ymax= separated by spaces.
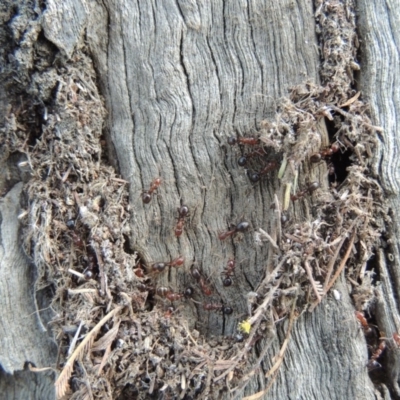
xmin=156 ymin=286 xmax=185 ymax=302
xmin=142 ymin=178 xmax=162 ymax=204
xmin=168 ymin=256 xmax=185 ymax=267
xmin=203 ymin=303 xmax=233 ymax=315
xmin=199 ymin=278 xmax=212 ymax=296
xmin=165 ymin=292 xmax=185 ymax=302
xmin=222 ymin=259 xmax=235 ymax=287
xmin=310 ymin=143 xmax=340 ymax=163
xmin=355 ymin=311 xmax=372 ymax=334
xmin=137 ymin=283 xmax=155 ymax=292
xmin=237 ymin=148 xmax=266 ymax=167
xmin=218 ymin=221 xmax=249 ymax=240
xmin=191 ymin=268 xmax=212 ymax=296
xmin=290 ymin=182 xmax=319 ymax=201
xmin=175 ymin=204 xmax=189 ymax=237
xmin=151 ymin=262 xmax=167 ymax=273
xmin=228 ymin=136 xmax=260 ymax=146
xmin=151 ymin=256 xmax=185 ymax=273
xmin=156 ymin=286 xmax=169 ymax=297
xmin=247 ymin=161 xmax=278 ymax=183
xmin=367 ymin=339 xmax=386 ymax=370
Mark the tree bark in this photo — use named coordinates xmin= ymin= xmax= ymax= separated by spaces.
xmin=0 ymin=0 xmax=396 ymax=399
xmin=85 ymin=0 xmax=321 ymax=336
xmin=358 ymin=1 xmax=400 ymax=397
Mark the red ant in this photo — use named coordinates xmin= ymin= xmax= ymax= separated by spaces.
xmin=355 ymin=311 xmax=372 ymax=334
xmin=191 ymin=268 xmax=212 ymax=296
xmin=156 ymin=286 xmax=185 ymax=302
xmin=310 ymin=143 xmax=340 ymax=163
xmin=199 ymin=278 xmax=212 ymax=296
xmin=175 ymin=204 xmax=189 ymax=237
xmin=290 ymin=182 xmax=319 ymax=201
xmin=203 ymin=303 xmax=233 ymax=315
xmin=151 ymin=262 xmax=167 ymax=273
xmin=156 ymin=286 xmax=169 ymax=297
xmin=222 ymin=259 xmax=235 ymax=287
xmin=151 ymin=256 xmax=185 ymax=273
xmin=137 ymin=283 xmax=155 ymax=292
xmin=367 ymin=339 xmax=386 ymax=370
xmin=168 ymin=256 xmax=185 ymax=267
xmin=165 ymin=292 xmax=185 ymax=302
xmin=237 ymin=148 xmax=266 ymax=167
xmin=247 ymin=161 xmax=278 ymax=183
xmin=218 ymin=221 xmax=249 ymax=240
xmin=141 ymin=178 xmax=162 ymax=204
xmin=228 ymin=136 xmax=260 ymax=146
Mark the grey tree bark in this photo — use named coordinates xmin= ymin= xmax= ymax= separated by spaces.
xmin=0 ymin=0 xmax=398 ymax=399
xmin=357 ymin=1 xmax=400 ymax=397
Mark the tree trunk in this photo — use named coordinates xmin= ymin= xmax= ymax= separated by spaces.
xmin=357 ymin=1 xmax=400 ymax=397
xmin=0 ymin=0 xmax=397 ymax=399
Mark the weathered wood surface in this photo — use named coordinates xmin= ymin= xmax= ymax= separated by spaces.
xmin=271 ymin=280 xmax=375 ymax=400
xmin=83 ymin=0 xmax=374 ymax=398
xmin=0 ymin=0 xmax=395 ymax=398
xmin=86 ymin=0 xmax=321 ymax=335
xmin=0 ymin=367 xmax=55 ymax=400
xmin=358 ymin=0 xmax=400 ymax=396
xmin=0 ymin=183 xmax=56 ymax=399
xmin=0 ymin=2 xmax=58 ymax=399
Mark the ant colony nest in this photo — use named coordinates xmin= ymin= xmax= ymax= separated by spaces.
xmin=0 ymin=1 xmax=388 ymax=399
